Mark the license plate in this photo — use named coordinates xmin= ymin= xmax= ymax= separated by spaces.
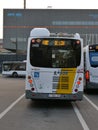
xmin=48 ymin=94 xmax=61 ymax=97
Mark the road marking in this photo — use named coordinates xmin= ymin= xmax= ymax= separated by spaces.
xmin=0 ymin=93 xmax=25 ymax=120
xmin=84 ymin=95 xmax=98 ymax=111
xmin=72 ymin=102 xmax=90 ymax=130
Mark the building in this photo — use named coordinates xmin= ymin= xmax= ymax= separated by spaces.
xmin=0 ymin=39 xmax=3 ymax=52
xmin=0 ymin=39 xmax=15 ymax=54
xmin=0 ymin=39 xmax=9 ymax=53
xmin=3 ymin=9 xmax=98 ymax=53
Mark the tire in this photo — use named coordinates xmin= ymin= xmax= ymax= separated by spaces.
xmin=12 ymin=72 xmax=18 ymax=78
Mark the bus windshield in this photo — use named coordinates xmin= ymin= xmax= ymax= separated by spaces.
xmin=89 ymin=52 xmax=98 ymax=67
xmin=30 ymin=38 xmax=81 ymax=68
xmin=89 ymin=45 xmax=98 ymax=67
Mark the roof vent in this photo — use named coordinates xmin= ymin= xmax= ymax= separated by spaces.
xmin=30 ymin=28 xmax=50 ymax=37
xmin=74 ymin=33 xmax=80 ymax=39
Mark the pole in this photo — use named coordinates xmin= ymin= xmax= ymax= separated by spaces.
xmin=16 ymin=38 xmax=18 ymax=60
xmin=24 ymin=0 xmax=26 ymax=9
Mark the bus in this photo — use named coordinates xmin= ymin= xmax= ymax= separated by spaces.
xmin=25 ymin=28 xmax=84 ymax=101
xmin=84 ymin=44 xmax=98 ymax=90
xmin=2 ymin=61 xmax=26 ymax=77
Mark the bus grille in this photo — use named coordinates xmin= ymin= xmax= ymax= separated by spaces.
xmin=52 ymin=76 xmax=69 ymax=89
xmin=53 ymin=76 xmax=69 ymax=82
xmin=53 ymin=76 xmax=59 ymax=82
xmin=61 ymin=76 xmax=69 ymax=82
xmin=61 ymin=84 xmax=68 ymax=89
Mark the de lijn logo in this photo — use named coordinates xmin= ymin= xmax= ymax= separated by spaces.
xmin=54 ymin=70 xmax=68 ymax=75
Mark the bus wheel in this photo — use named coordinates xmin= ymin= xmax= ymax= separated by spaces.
xmin=12 ymin=72 xmax=18 ymax=78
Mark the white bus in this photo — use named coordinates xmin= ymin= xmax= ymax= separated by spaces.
xmin=25 ymin=28 xmax=84 ymax=101
xmin=84 ymin=44 xmax=98 ymax=90
xmin=2 ymin=61 xmax=26 ymax=77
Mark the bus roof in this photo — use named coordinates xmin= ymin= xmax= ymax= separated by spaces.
xmin=30 ymin=28 xmax=81 ymax=39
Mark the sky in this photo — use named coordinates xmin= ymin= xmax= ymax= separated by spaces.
xmin=0 ymin=0 xmax=98 ymax=38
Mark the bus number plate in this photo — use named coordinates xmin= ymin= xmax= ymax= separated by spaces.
xmin=48 ymin=94 xmax=61 ymax=97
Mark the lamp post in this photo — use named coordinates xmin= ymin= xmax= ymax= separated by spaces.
xmin=24 ymin=0 xmax=26 ymax=9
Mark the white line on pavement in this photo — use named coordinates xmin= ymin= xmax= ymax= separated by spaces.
xmin=72 ymin=102 xmax=90 ymax=130
xmin=84 ymin=95 xmax=98 ymax=111
xmin=0 ymin=93 xmax=25 ymax=120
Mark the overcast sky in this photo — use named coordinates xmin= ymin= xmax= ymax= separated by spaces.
xmin=0 ymin=0 xmax=98 ymax=38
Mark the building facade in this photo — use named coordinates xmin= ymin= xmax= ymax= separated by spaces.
xmin=3 ymin=9 xmax=98 ymax=53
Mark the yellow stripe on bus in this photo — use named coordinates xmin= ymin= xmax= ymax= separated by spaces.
xmin=56 ymin=68 xmax=76 ymax=94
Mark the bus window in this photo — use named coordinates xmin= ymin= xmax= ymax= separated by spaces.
xmin=30 ymin=38 xmax=81 ymax=68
